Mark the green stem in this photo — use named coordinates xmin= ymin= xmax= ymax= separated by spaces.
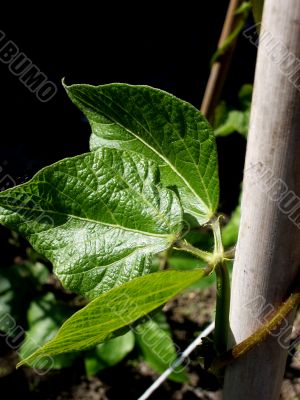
xmin=210 ymin=217 xmax=230 ymax=354
xmin=173 ymin=240 xmax=213 ymax=265
xmin=211 ymin=217 xmax=224 ymax=257
xmin=175 ymin=218 xmax=230 ymax=355
xmin=214 ymin=261 xmax=231 ymax=354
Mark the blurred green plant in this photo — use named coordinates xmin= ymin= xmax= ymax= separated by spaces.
xmin=214 ymin=84 xmax=252 ymax=138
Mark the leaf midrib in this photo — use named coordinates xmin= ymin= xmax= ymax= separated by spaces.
xmin=0 ymin=203 xmax=174 ymax=239
xmin=45 ymin=279 xmax=198 ymax=338
xmin=43 ymin=167 xmax=173 ymax=231
xmin=63 ymin=275 xmax=202 ymax=327
xmin=73 ymin=88 xmax=212 ymax=216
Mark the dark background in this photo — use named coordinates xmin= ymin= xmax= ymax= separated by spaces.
xmin=0 ymin=4 xmax=256 ymax=218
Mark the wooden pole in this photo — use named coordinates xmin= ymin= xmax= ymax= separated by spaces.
xmin=223 ymin=1 xmax=300 ymax=399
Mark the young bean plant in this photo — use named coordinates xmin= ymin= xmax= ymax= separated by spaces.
xmin=0 ymin=83 xmax=234 ymax=372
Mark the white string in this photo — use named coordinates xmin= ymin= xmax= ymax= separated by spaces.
xmin=137 ymin=321 xmax=215 ymax=400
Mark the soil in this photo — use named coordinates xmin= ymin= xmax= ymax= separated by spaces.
xmin=1 ymin=287 xmax=300 ymax=399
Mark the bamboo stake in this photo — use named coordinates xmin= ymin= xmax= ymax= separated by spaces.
xmin=223 ymin=1 xmax=300 ymax=399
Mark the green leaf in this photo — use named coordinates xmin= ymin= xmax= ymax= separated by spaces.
xmin=19 ymin=293 xmax=78 ymax=369
xmin=215 ymin=110 xmax=250 ymax=137
xmin=0 ymin=148 xmax=182 ymax=299
xmin=65 ymin=83 xmax=219 ymax=225
xmin=214 ymin=85 xmax=252 ymax=138
xmin=150 ymin=310 xmax=171 ymax=333
xmin=95 ymin=330 xmax=134 ymax=365
xmin=84 ymin=331 xmax=135 ymax=375
xmin=169 ymin=253 xmax=205 ymax=270
xmin=17 ymin=269 xmax=207 ymax=367
xmin=238 ymin=84 xmax=253 ymax=110
xmin=0 ymin=262 xmax=49 ymax=334
xmin=135 ymin=318 xmax=187 ymax=382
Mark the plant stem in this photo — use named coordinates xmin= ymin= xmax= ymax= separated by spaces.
xmin=176 ymin=219 xmax=230 ymax=355
xmin=214 ymin=261 xmax=231 ymax=354
xmin=173 ymin=240 xmax=213 ymax=265
xmin=210 ymin=217 xmax=230 ymax=354
xmin=212 ymin=287 xmax=300 ymax=373
xmin=211 ymin=217 xmax=224 ymax=257
xmin=200 ymin=0 xmax=243 ymax=121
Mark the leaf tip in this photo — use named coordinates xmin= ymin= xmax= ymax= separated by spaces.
xmin=16 ymin=359 xmax=26 ymax=369
xmin=16 ymin=348 xmax=44 ymax=369
xmin=61 ymin=77 xmax=69 ymax=90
